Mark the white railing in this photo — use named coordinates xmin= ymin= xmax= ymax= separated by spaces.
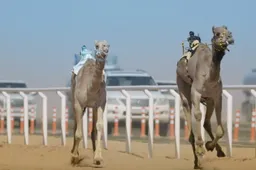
xmin=0 ymin=85 xmax=256 ymax=159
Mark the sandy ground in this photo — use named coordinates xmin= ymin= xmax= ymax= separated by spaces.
xmin=0 ymin=135 xmax=255 ymax=170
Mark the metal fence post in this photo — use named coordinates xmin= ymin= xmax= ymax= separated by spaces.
xmin=38 ymin=92 xmax=48 ymax=145
xmin=57 ymin=91 xmax=66 ymax=146
xmin=121 ymin=90 xmax=131 ymax=153
xmin=223 ymin=90 xmax=233 ymax=157
xmin=144 ymin=89 xmax=154 ymax=158
xmin=170 ymin=89 xmax=181 ymax=159
xmin=20 ymin=92 xmax=29 ymax=145
xmin=82 ymin=109 xmax=88 ymax=149
xmin=2 ymin=92 xmax=11 ymax=144
xmin=250 ymin=89 xmax=256 ymax=157
xmin=103 ymin=102 xmax=108 ymax=149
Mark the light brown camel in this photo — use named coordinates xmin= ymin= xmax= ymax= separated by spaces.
xmin=176 ymin=26 xmax=234 ymax=169
xmin=70 ymin=40 xmax=109 ymax=167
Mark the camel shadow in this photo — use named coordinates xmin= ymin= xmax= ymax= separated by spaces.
xmin=71 ymin=155 xmax=105 ymax=168
xmin=165 ymin=156 xmax=189 ymax=161
xmin=118 ymin=151 xmax=144 ymax=159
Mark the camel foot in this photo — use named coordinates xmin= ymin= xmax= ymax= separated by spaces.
xmin=194 ymin=165 xmax=202 ymax=169
xmin=205 ymin=141 xmax=215 ymax=152
xmin=217 ymin=149 xmax=226 ymax=157
xmin=196 ymin=145 xmax=205 ymax=157
xmin=93 ymin=157 xmax=104 ymax=167
xmin=194 ymin=155 xmax=203 ymax=169
xmin=71 ymin=155 xmax=84 ymax=166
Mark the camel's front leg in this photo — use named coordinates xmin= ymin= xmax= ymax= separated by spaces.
xmin=204 ymin=99 xmax=225 ymax=157
xmin=191 ymin=86 xmax=205 ymax=158
xmin=70 ymin=101 xmax=84 ymax=165
xmin=93 ymin=106 xmax=104 ymax=166
xmin=206 ymin=93 xmax=224 ymax=152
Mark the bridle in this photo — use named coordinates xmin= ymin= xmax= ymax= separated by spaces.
xmin=95 ymin=49 xmax=108 ymax=62
xmin=212 ymin=32 xmax=230 ymax=52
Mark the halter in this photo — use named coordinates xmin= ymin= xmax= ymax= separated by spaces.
xmin=95 ymin=49 xmax=107 ymax=62
xmin=216 ymin=31 xmax=231 ymax=52
xmin=212 ymin=32 xmax=230 ymax=52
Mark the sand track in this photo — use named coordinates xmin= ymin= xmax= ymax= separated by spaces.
xmin=0 ymin=136 xmax=255 ymax=170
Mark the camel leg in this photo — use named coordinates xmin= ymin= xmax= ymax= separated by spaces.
xmin=191 ymin=86 xmax=205 ymax=158
xmin=91 ymin=108 xmax=97 ymax=152
xmin=182 ymin=97 xmax=201 ymax=169
xmin=93 ymin=106 xmax=104 ymax=166
xmin=203 ymin=99 xmax=225 ymax=157
xmin=93 ymin=83 xmax=106 ymax=166
xmin=71 ymin=93 xmax=83 ymax=165
xmin=177 ymin=76 xmax=201 ymax=169
xmin=205 ymin=94 xmax=224 ymax=153
xmin=70 ymin=72 xmax=83 ymax=165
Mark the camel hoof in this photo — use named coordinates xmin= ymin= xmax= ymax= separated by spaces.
xmin=217 ymin=149 xmax=226 ymax=157
xmin=194 ymin=157 xmax=203 ymax=169
xmin=196 ymin=146 xmax=205 ymax=157
xmin=71 ymin=155 xmax=84 ymax=166
xmin=93 ymin=158 xmax=104 ymax=167
xmin=194 ymin=165 xmax=202 ymax=169
xmin=205 ymin=141 xmax=214 ymax=152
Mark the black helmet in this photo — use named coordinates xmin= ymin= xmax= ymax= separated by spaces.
xmin=189 ymin=31 xmax=194 ymax=36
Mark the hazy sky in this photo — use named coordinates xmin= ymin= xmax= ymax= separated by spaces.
xmin=0 ymin=0 xmax=255 ymax=87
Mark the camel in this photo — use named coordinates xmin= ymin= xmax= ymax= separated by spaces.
xmin=70 ymin=40 xmax=110 ymax=167
xmin=176 ymin=26 xmax=234 ymax=169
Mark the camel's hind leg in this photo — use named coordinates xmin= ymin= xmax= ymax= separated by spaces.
xmin=203 ymin=99 xmax=225 ymax=157
xmin=177 ymin=76 xmax=201 ymax=169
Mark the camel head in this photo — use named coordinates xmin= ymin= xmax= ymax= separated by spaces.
xmin=94 ymin=40 xmax=110 ymax=60
xmin=211 ymin=25 xmax=234 ymax=51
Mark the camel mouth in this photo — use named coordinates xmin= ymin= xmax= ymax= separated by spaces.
xmin=95 ymin=50 xmax=108 ymax=62
xmin=104 ymin=49 xmax=109 ymax=53
xmin=227 ymin=39 xmax=234 ymax=45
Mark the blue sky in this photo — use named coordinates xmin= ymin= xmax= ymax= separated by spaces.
xmin=0 ymin=0 xmax=255 ymax=87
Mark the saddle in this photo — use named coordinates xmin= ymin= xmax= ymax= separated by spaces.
xmin=177 ymin=40 xmax=201 ymax=84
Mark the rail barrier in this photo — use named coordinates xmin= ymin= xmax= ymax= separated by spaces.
xmin=0 ymin=85 xmax=256 ymax=159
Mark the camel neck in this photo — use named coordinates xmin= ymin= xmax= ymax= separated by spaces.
xmin=209 ymin=45 xmax=225 ymax=81
xmin=95 ymin=55 xmax=106 ymax=74
xmin=211 ymin=45 xmax=225 ymax=64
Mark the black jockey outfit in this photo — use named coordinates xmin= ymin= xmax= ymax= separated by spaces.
xmin=187 ymin=31 xmax=201 ymax=52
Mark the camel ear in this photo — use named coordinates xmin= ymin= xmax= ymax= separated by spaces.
xmin=222 ymin=25 xmax=228 ymax=29
xmin=94 ymin=40 xmax=98 ymax=45
xmin=212 ymin=26 xmax=215 ymax=34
